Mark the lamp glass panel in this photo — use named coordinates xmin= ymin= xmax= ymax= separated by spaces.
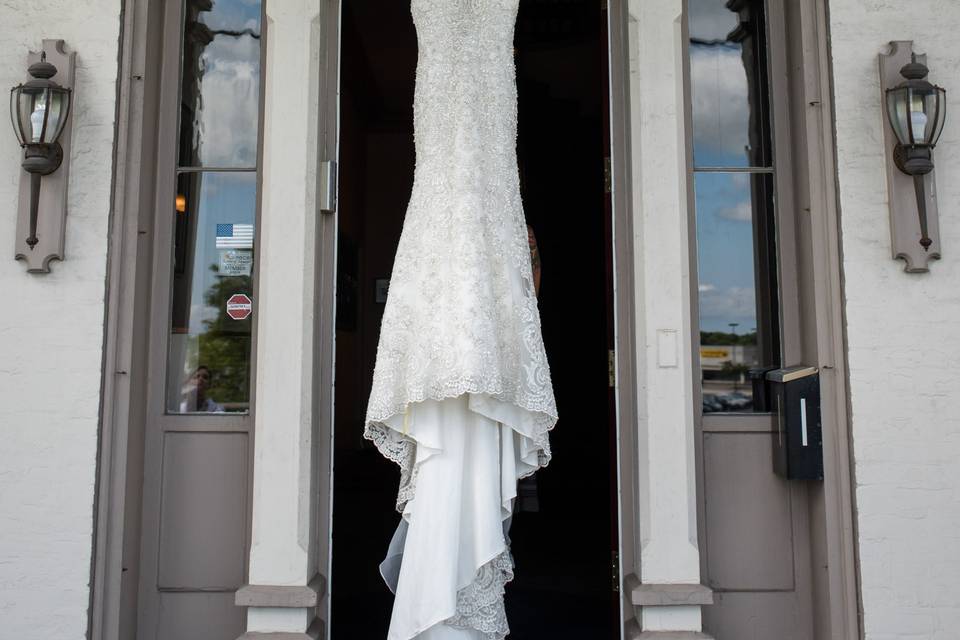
xmin=688 ymin=0 xmax=773 ymax=169
xmin=926 ymin=89 xmax=947 ymax=146
xmin=887 ymin=88 xmax=911 ymax=145
xmin=17 ymin=86 xmax=47 ymax=144
xmin=178 ymin=0 xmax=262 ymax=168
xmin=43 ymin=90 xmax=68 ymax=143
xmin=10 ymin=88 xmax=25 ymax=145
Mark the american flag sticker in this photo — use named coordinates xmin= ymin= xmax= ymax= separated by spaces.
xmin=215 ymin=223 xmax=254 ymax=249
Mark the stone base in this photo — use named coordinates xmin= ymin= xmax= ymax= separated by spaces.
xmin=626 ymin=616 xmax=715 ymax=640
xmin=237 ymin=617 xmax=323 ymax=640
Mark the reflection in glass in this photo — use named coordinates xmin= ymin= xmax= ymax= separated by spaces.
xmin=694 ymin=172 xmax=779 ymax=414
xmin=180 ymin=0 xmax=262 ymax=168
xmin=166 ymin=172 xmax=257 ymax=413
xmin=688 ymin=0 xmax=771 ymax=168
xmin=689 ymin=0 xmax=779 ymax=413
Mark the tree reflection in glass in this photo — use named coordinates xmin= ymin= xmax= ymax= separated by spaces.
xmin=167 ymin=172 xmax=256 ymax=414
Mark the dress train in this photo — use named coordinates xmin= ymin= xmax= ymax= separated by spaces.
xmin=378 ymin=396 xmax=525 ymax=640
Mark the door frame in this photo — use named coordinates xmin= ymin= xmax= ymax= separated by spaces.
xmin=606 ymin=0 xmax=641 ymax=633
xmin=90 ymin=0 xmax=165 ymax=636
xmin=90 ymin=1 xmax=858 ymax=639
xmin=319 ymin=1 xmax=638 ymax=635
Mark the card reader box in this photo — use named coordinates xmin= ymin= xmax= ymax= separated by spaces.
xmin=767 ymin=365 xmax=823 ymax=480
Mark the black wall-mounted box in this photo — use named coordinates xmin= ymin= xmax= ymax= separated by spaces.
xmin=767 ymin=365 xmax=823 ymax=480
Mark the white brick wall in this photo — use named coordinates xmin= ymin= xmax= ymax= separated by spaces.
xmin=0 ymin=2 xmax=120 ymax=638
xmin=829 ymin=1 xmax=960 ymax=638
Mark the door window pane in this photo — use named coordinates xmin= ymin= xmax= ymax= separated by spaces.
xmin=694 ymin=172 xmax=779 ymax=414
xmin=179 ymin=0 xmax=262 ymax=168
xmin=166 ymin=172 xmax=257 ymax=413
xmin=688 ymin=0 xmax=771 ymax=168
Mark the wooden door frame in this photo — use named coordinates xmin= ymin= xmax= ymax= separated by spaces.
xmin=606 ymin=0 xmax=640 ymax=635
xmin=320 ymin=2 xmax=637 ymax=635
xmin=90 ymin=0 xmax=165 ymax=636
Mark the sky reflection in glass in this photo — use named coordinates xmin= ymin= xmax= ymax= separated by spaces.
xmin=689 ymin=0 xmax=771 ymax=335
xmin=180 ymin=0 xmax=262 ymax=168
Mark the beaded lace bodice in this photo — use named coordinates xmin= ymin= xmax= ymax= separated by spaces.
xmin=364 ymin=0 xmax=557 ymax=506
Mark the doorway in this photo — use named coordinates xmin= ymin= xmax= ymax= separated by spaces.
xmin=328 ymin=1 xmax=619 ymax=638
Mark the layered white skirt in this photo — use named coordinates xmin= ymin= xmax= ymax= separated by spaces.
xmin=377 ymin=395 xmax=538 ymax=640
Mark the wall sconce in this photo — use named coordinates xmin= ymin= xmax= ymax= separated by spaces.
xmin=10 ymin=40 xmax=75 ymax=273
xmin=880 ymin=42 xmax=946 ymax=273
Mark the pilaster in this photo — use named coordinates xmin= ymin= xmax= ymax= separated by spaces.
xmin=238 ymin=0 xmax=327 ymax=636
xmin=625 ymin=0 xmax=711 ymax=635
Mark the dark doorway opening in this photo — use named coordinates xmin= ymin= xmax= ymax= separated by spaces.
xmin=330 ymin=1 xmax=617 ymax=638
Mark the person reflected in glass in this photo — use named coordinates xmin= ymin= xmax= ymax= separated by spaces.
xmin=179 ymin=365 xmax=225 ymax=413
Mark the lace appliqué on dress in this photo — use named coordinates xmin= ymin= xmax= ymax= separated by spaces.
xmin=446 ymin=550 xmax=515 ymax=639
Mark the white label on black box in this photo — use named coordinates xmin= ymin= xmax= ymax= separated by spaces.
xmin=800 ymin=397 xmax=808 ymax=447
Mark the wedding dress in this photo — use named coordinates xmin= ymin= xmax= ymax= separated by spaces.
xmin=364 ymin=0 xmax=557 ymax=638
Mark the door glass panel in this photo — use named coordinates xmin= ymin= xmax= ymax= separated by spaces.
xmin=688 ymin=0 xmax=771 ymax=168
xmin=166 ymin=172 xmax=257 ymax=414
xmin=179 ymin=0 xmax=262 ymax=168
xmin=688 ymin=0 xmax=780 ymax=414
xmin=166 ymin=0 xmax=263 ymax=415
xmin=694 ymin=172 xmax=778 ymax=413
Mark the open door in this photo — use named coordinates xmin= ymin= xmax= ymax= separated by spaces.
xmin=133 ymin=0 xmax=264 ymax=637
xmin=326 ymin=1 xmax=622 ymax=638
xmin=686 ymin=0 xmax=815 ymax=637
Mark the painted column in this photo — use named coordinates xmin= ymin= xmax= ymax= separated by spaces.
xmin=238 ymin=0 xmax=327 ymax=637
xmin=626 ymin=0 xmax=712 ymax=636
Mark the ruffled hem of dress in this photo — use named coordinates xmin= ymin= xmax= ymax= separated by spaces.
xmin=445 ymin=549 xmax=515 ymax=639
xmin=364 ymin=389 xmax=556 ymax=513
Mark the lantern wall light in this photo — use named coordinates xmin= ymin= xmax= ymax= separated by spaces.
xmin=10 ymin=40 xmax=75 ymax=273
xmin=880 ymin=41 xmax=947 ymax=273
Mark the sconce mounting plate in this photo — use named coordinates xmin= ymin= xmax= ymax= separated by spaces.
xmin=879 ymin=41 xmax=942 ymax=273
xmin=14 ymin=40 xmax=75 ymax=273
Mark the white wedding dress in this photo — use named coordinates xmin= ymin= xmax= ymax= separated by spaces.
xmin=364 ymin=1 xmax=557 ymax=638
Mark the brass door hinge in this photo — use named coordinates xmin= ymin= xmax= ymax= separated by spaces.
xmin=612 ymin=550 xmax=620 ymax=593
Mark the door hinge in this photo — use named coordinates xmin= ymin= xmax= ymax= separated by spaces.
xmin=612 ymin=550 xmax=620 ymax=593
xmin=319 ymin=160 xmax=337 ymax=213
xmin=608 ymin=349 xmax=616 ymax=388
xmin=604 ymin=156 xmax=612 ymax=194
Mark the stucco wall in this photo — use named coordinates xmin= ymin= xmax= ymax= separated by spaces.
xmin=829 ymin=2 xmax=960 ymax=638
xmin=0 ymin=3 xmax=120 ymax=638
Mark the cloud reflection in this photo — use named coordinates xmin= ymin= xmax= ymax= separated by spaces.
xmin=690 ymin=44 xmax=750 ymax=166
xmin=184 ymin=0 xmax=262 ymax=168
